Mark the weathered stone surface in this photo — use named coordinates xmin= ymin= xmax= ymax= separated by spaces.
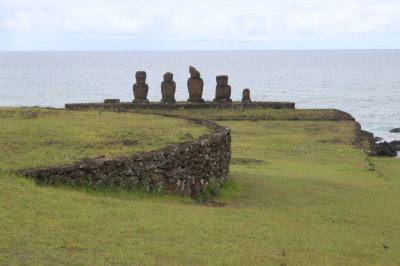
xmin=242 ymin=88 xmax=251 ymax=104
xmin=390 ymin=128 xmax=400 ymax=133
xmin=21 ymin=109 xmax=37 ymax=119
xmin=214 ymin=75 xmax=232 ymax=103
xmin=133 ymin=71 xmax=149 ymax=103
xmin=17 ymin=114 xmax=231 ymax=198
xmin=376 ymin=140 xmax=400 ymax=157
xmin=66 ymin=101 xmax=296 ymax=111
xmin=161 ymin=72 xmax=176 ymax=104
xmin=104 ymin=99 xmax=120 ymax=104
xmin=187 ymin=66 xmax=204 ymax=103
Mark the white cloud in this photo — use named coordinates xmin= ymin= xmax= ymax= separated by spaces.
xmin=1 ymin=0 xmax=400 ymax=41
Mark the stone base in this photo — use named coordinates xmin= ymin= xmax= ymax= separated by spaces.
xmin=213 ymin=98 xmax=232 ymax=103
xmin=187 ymin=98 xmax=205 ymax=103
xmin=104 ymin=99 xmax=120 ymax=104
xmin=132 ymin=99 xmax=149 ymax=104
xmin=161 ymin=99 xmax=176 ymax=104
xmin=241 ymin=99 xmax=252 ymax=104
xmin=66 ymin=101 xmax=296 ymax=111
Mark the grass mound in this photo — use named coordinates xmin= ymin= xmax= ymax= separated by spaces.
xmin=0 ymin=108 xmax=209 ymax=171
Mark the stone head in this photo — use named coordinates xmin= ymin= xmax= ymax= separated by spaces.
xmin=163 ymin=72 xmax=173 ymax=81
xmin=216 ymin=75 xmax=228 ymax=86
xmin=189 ymin=66 xmax=200 ymax=78
xmin=135 ymin=71 xmax=147 ymax=84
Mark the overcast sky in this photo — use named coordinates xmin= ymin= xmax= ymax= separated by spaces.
xmin=1 ymin=0 xmax=399 ymax=51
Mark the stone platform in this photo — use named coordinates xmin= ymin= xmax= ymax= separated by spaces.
xmin=65 ymin=101 xmax=295 ymax=111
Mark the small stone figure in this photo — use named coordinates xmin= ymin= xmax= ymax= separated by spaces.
xmin=213 ymin=75 xmax=232 ymax=103
xmin=161 ymin=72 xmax=176 ymax=104
xmin=133 ymin=71 xmax=149 ymax=103
xmin=187 ymin=66 xmax=204 ymax=103
xmin=242 ymin=88 xmax=251 ymax=104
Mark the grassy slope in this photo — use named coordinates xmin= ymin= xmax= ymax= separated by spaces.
xmin=1 ymin=112 xmax=400 ymax=264
xmin=0 ymin=108 xmax=209 ymax=171
xmin=131 ymin=108 xmax=352 ymax=121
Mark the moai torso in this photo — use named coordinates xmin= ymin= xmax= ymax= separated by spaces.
xmin=161 ymin=72 xmax=176 ymax=103
xmin=187 ymin=66 xmax=204 ymax=103
xmin=242 ymin=88 xmax=251 ymax=104
xmin=133 ymin=71 xmax=149 ymax=103
xmin=214 ymin=75 xmax=232 ymax=103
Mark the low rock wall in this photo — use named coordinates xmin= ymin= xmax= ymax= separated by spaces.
xmin=18 ymin=115 xmax=231 ymax=197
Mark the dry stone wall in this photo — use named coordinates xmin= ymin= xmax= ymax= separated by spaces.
xmin=18 ymin=115 xmax=231 ymax=197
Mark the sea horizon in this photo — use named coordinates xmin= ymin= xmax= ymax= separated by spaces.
xmin=1 ymin=50 xmax=399 ymax=142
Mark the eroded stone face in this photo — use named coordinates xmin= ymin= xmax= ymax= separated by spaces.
xmin=187 ymin=66 xmax=204 ymax=103
xmin=242 ymin=88 xmax=251 ymax=103
xmin=133 ymin=71 xmax=149 ymax=103
xmin=161 ymin=72 xmax=176 ymax=103
xmin=216 ymin=75 xmax=228 ymax=86
xmin=164 ymin=72 xmax=173 ymax=81
xmin=214 ymin=75 xmax=232 ymax=103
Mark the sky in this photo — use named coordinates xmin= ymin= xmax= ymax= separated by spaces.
xmin=0 ymin=0 xmax=400 ymax=51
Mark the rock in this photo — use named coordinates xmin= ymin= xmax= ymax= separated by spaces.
xmin=161 ymin=72 xmax=176 ymax=103
xmin=390 ymin=128 xmax=400 ymax=133
xmin=374 ymin=137 xmax=383 ymax=142
xmin=133 ymin=71 xmax=149 ymax=103
xmin=21 ymin=109 xmax=38 ymax=119
xmin=213 ymin=75 xmax=232 ymax=103
xmin=187 ymin=66 xmax=204 ymax=103
xmin=376 ymin=140 xmax=400 ymax=157
xmin=242 ymin=88 xmax=251 ymax=104
xmin=80 ymin=157 xmax=112 ymax=170
xmin=104 ymin=99 xmax=120 ymax=104
xmin=184 ymin=133 xmax=194 ymax=140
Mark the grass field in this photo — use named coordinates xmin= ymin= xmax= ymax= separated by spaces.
xmin=1 ymin=109 xmax=400 ymax=265
xmin=0 ymin=108 xmax=209 ymax=171
xmin=131 ymin=108 xmax=354 ymax=121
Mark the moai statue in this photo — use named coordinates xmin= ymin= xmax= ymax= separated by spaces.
xmin=242 ymin=88 xmax=251 ymax=104
xmin=187 ymin=66 xmax=204 ymax=103
xmin=161 ymin=72 xmax=176 ymax=104
xmin=133 ymin=71 xmax=149 ymax=103
xmin=213 ymin=75 xmax=232 ymax=103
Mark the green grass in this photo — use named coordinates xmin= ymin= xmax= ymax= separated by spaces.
xmin=1 ymin=109 xmax=400 ymax=265
xmin=0 ymin=108 xmax=209 ymax=171
xmin=132 ymin=108 xmax=353 ymax=121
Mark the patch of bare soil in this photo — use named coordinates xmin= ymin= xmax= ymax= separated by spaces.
xmin=106 ymin=139 xmax=138 ymax=146
xmin=317 ymin=138 xmax=343 ymax=144
xmin=40 ymin=140 xmax=64 ymax=146
xmin=231 ymin=158 xmax=268 ymax=165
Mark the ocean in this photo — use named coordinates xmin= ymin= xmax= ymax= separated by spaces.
xmin=0 ymin=50 xmax=399 ymax=142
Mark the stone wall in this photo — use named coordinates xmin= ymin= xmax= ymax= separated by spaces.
xmin=65 ymin=101 xmax=295 ymax=111
xmin=18 ymin=115 xmax=231 ymax=197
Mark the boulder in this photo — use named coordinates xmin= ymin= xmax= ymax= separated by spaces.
xmin=21 ymin=109 xmax=38 ymax=119
xmin=376 ymin=140 xmax=400 ymax=157
xmin=390 ymin=128 xmax=400 ymax=133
